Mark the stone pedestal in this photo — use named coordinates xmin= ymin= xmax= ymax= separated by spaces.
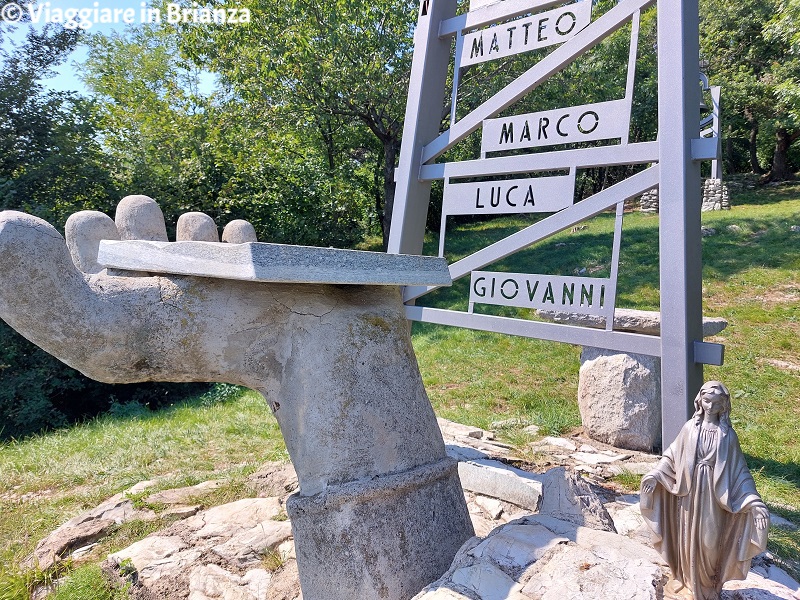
xmin=539 ymin=309 xmax=727 ymax=452
xmin=288 ymin=459 xmax=472 ymax=600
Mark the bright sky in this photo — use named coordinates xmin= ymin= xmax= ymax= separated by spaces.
xmin=1 ymin=0 xmax=216 ymax=95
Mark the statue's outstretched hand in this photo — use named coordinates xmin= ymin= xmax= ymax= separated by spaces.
xmin=752 ymin=505 xmax=770 ymax=531
xmin=0 ymin=196 xmax=265 ymax=387
xmin=640 ymin=475 xmax=657 ymax=495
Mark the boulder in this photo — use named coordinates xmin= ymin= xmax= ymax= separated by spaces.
xmin=578 ymin=348 xmax=662 ymax=451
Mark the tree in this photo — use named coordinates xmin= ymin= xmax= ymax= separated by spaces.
xmin=83 ymin=23 xmax=373 ymax=247
xmin=701 ymin=0 xmax=800 ymax=180
xmin=176 ymin=0 xmax=417 ymax=247
xmin=0 ymin=19 xmax=119 ymax=224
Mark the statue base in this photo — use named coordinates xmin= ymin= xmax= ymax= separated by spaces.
xmin=286 ymin=457 xmax=474 ymax=600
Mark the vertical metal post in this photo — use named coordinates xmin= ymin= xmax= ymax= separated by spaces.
xmin=710 ymin=86 xmax=722 ymax=179
xmin=657 ymin=0 xmax=704 ymax=448
xmin=388 ymin=0 xmax=458 ymax=255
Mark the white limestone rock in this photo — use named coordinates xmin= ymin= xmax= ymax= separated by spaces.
xmin=188 ymin=564 xmax=271 ymax=600
xmin=578 ymin=347 xmax=661 ymax=451
xmin=25 ymin=492 xmax=156 ymax=571
xmin=415 ymin=515 xmax=664 ymax=600
xmin=537 ymin=467 xmax=616 ymax=532
xmin=457 ymin=459 xmax=543 ymax=511
xmin=539 ymin=436 xmax=577 ymax=451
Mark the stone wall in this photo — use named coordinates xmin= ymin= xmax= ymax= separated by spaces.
xmin=638 ymin=178 xmax=731 ymax=213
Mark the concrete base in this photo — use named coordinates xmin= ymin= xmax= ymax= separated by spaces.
xmin=287 ymin=458 xmax=474 ymax=600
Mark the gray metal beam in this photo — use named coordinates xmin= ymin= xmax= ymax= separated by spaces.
xmin=406 ymin=306 xmax=662 ymax=356
xmin=419 ymin=141 xmax=658 ymax=181
xmin=388 ymin=0 xmax=458 ymax=256
xmin=657 ymin=0 xmax=705 ymax=448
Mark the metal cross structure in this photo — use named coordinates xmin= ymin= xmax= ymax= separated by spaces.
xmin=389 ymin=0 xmax=723 ymax=448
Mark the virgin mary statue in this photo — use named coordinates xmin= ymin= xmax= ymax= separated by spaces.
xmin=640 ymin=381 xmax=770 ymax=599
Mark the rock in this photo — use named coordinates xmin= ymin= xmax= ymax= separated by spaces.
xmin=109 ymin=535 xmax=194 ymax=585
xmin=578 ymin=348 xmax=661 ymax=452
xmin=537 ymin=308 xmax=728 ymax=336
xmin=263 ymin=558 xmax=303 ymax=600
xmin=522 ymin=424 xmax=540 ymax=436
xmin=25 ymin=492 xmax=155 ymax=571
xmin=415 ymin=516 xmax=665 ymax=600
xmin=727 ymin=224 xmax=743 ymax=233
xmin=570 ymin=451 xmax=630 ymax=465
xmin=457 ymin=459 xmax=543 ymax=511
xmin=177 ymin=212 xmax=220 ymax=243
xmin=539 ymin=437 xmax=577 ymax=451
xmin=107 ymin=497 xmax=295 ymax=593
xmin=450 ymin=562 xmax=524 ymax=599
xmin=446 ymin=443 xmax=492 ymax=462
xmin=790 ymin=225 xmax=800 ymax=233
xmin=438 ymin=418 xmax=490 ymax=440
xmin=163 ymin=506 xmax=201 ymax=519
xmin=603 ymin=496 xmax=653 ymax=546
xmin=188 ymin=564 xmax=271 ymax=600
xmin=222 ymin=219 xmax=258 ymax=243
xmin=537 ymin=468 xmax=616 ymax=532
xmin=468 ymin=522 xmax=570 ymax=571
xmin=247 ymin=461 xmax=299 ymax=499
xmin=490 ymin=418 xmax=530 ymax=430
xmin=702 ymin=226 xmax=717 ymax=236
xmin=474 ymin=495 xmax=505 ymax=520
xmin=722 ymin=571 xmax=800 ymax=600
xmin=145 ymin=480 xmax=225 ymax=505
xmin=518 ymin=533 xmax=664 ymax=600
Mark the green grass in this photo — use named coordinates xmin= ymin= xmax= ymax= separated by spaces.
xmin=47 ymin=563 xmax=128 ymax=600
xmin=0 ymin=388 xmax=287 ymax=597
xmin=1 ymin=182 xmax=799 ymax=596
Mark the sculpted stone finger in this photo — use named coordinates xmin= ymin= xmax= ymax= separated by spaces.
xmin=64 ymin=210 xmax=120 ymax=274
xmin=115 ymin=195 xmax=168 ymax=241
xmin=222 ymin=219 xmax=258 ymax=243
xmin=176 ymin=212 xmax=219 ymax=242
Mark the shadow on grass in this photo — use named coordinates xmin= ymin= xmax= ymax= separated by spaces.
xmin=729 ymin=182 xmax=800 ymax=207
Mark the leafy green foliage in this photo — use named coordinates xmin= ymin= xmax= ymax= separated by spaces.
xmin=701 ymin=0 xmax=800 ymax=179
xmin=176 ymin=0 xmax=417 ymax=245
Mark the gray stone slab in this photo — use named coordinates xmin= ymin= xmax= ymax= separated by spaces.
xmin=537 ymin=308 xmax=727 ymax=336
xmin=98 ymin=240 xmax=452 ymax=286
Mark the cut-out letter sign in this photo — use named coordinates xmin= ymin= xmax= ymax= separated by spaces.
xmin=482 ymin=99 xmax=629 ymax=152
xmin=460 ymin=0 xmax=592 ymax=67
xmin=470 ymin=271 xmax=609 ymax=315
xmin=442 ymin=171 xmax=574 ymax=216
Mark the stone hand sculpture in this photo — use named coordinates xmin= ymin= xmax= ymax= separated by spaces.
xmin=640 ymin=381 xmax=769 ymax=600
xmin=0 ymin=196 xmax=473 ymax=600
